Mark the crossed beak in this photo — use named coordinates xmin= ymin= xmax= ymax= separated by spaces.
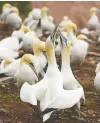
xmin=29 ymin=63 xmax=38 ymax=79
xmin=59 ymin=29 xmax=68 ymax=48
xmin=50 ymin=25 xmax=58 ymax=44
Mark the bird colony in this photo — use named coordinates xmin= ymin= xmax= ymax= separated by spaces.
xmin=0 ymin=3 xmax=100 ymax=122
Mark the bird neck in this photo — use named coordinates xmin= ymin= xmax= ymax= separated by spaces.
xmin=90 ymin=12 xmax=96 ymax=17
xmin=46 ymin=48 xmax=57 ymax=67
xmin=42 ymin=11 xmax=47 ymax=18
xmin=67 ymin=31 xmax=77 ymax=44
xmin=61 ymin=46 xmax=71 ymax=70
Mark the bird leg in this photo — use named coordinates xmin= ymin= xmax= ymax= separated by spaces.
xmin=29 ymin=104 xmax=42 ymax=120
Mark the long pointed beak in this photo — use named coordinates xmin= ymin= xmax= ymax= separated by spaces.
xmin=29 ymin=63 xmax=38 ymax=79
xmin=50 ymin=25 xmax=58 ymax=44
xmin=59 ymin=29 xmax=68 ymax=47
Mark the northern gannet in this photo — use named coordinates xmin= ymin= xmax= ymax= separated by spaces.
xmin=15 ymin=54 xmax=38 ymax=88
xmin=32 ymin=37 xmax=47 ymax=77
xmin=6 ymin=12 xmax=22 ymax=29
xmin=60 ymin=32 xmax=85 ymax=112
xmin=94 ymin=62 xmax=100 ymax=94
xmin=0 ymin=3 xmax=12 ymax=21
xmin=31 ymin=8 xmax=41 ymax=20
xmin=0 ymin=58 xmax=15 ymax=70
xmin=41 ymin=7 xmax=55 ymax=33
xmin=66 ymin=22 xmax=89 ymax=67
xmin=0 ymin=37 xmax=20 ymax=50
xmin=87 ymin=7 xmax=100 ymax=30
xmin=2 ymin=3 xmax=12 ymax=13
xmin=0 ymin=48 xmax=20 ymax=60
xmin=59 ymin=16 xmax=69 ymax=31
xmin=20 ymin=26 xmax=58 ymax=120
xmin=22 ymin=31 xmax=36 ymax=53
xmin=0 ymin=58 xmax=20 ymax=77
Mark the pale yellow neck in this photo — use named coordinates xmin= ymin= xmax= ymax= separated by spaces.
xmin=90 ymin=12 xmax=96 ymax=17
xmin=42 ymin=11 xmax=47 ymax=18
xmin=61 ymin=46 xmax=71 ymax=70
xmin=46 ymin=49 xmax=56 ymax=65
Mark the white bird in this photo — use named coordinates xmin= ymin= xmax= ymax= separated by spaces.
xmin=32 ymin=37 xmax=47 ymax=76
xmin=22 ymin=31 xmax=36 ymax=53
xmin=0 ymin=3 xmax=12 ymax=21
xmin=0 ymin=58 xmax=15 ymax=71
xmin=11 ymin=30 xmax=25 ymax=41
xmin=31 ymin=8 xmax=41 ymax=20
xmin=15 ymin=54 xmax=38 ymax=88
xmin=87 ymin=7 xmax=100 ymax=30
xmin=41 ymin=7 xmax=55 ymax=33
xmin=6 ymin=12 xmax=22 ymax=29
xmin=0 ymin=58 xmax=20 ymax=77
xmin=59 ymin=16 xmax=69 ymax=31
xmin=0 ymin=37 xmax=20 ymax=50
xmin=65 ymin=22 xmax=89 ymax=67
xmin=94 ymin=62 xmax=100 ymax=94
xmin=0 ymin=48 xmax=20 ymax=60
xmin=2 ymin=3 xmax=12 ymax=13
xmin=60 ymin=32 xmax=85 ymax=111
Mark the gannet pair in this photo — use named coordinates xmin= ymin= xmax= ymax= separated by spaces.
xmin=20 ymin=26 xmax=84 ymax=122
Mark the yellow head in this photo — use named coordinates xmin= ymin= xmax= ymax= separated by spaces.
xmin=33 ymin=38 xmax=46 ymax=55
xmin=12 ymin=6 xmax=19 ymax=14
xmin=3 ymin=3 xmax=12 ymax=9
xmin=90 ymin=7 xmax=99 ymax=16
xmin=77 ymin=34 xmax=88 ymax=40
xmin=21 ymin=54 xmax=34 ymax=64
xmin=63 ymin=16 xmax=69 ymax=20
xmin=41 ymin=6 xmax=49 ymax=17
xmin=66 ymin=22 xmax=77 ymax=34
xmin=19 ymin=25 xmax=31 ymax=33
xmin=3 ymin=58 xmax=14 ymax=68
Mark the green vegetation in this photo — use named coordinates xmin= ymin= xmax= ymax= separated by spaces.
xmin=0 ymin=92 xmax=20 ymax=101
